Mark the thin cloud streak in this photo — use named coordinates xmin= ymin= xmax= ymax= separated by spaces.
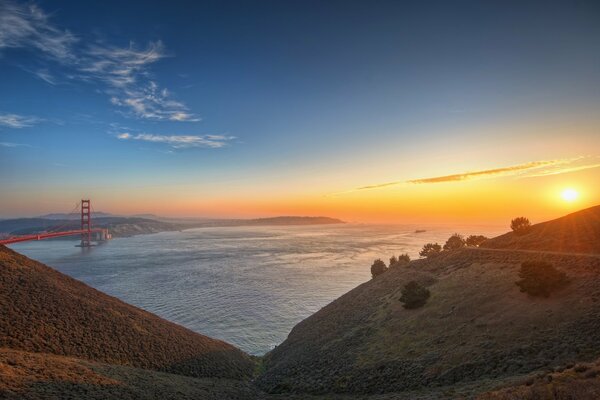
xmin=116 ymin=132 xmax=235 ymax=149
xmin=0 ymin=142 xmax=29 ymax=147
xmin=331 ymin=157 xmax=598 ymax=196
xmin=406 ymin=160 xmax=563 ymax=185
xmin=0 ymin=113 xmax=41 ymax=128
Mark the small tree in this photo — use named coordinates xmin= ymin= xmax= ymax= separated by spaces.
xmin=397 ymin=253 xmax=411 ymax=264
xmin=371 ymin=259 xmax=387 ymax=278
xmin=511 ymin=217 xmax=531 ymax=235
xmin=466 ymin=235 xmax=488 ymax=247
xmin=515 ymin=261 xmax=569 ymax=297
xmin=419 ymin=243 xmax=442 ymax=258
xmin=399 ymin=281 xmax=431 ymax=309
xmin=443 ymin=233 xmax=466 ymax=251
xmin=389 ymin=253 xmax=411 ymax=267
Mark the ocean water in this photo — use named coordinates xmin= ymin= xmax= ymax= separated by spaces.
xmin=10 ymin=223 xmax=503 ymax=355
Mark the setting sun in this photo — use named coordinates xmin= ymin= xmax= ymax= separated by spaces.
xmin=561 ymin=188 xmax=579 ymax=202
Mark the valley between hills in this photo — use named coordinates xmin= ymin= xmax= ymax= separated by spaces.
xmin=1 ymin=206 xmax=600 ymax=399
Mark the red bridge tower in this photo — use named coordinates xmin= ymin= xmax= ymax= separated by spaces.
xmin=80 ymin=199 xmax=92 ymax=247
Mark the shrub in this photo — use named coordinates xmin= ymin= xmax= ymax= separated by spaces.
xmin=466 ymin=234 xmax=488 ymax=247
xmin=443 ymin=233 xmax=466 ymax=251
xmin=371 ymin=259 xmax=387 ymax=278
xmin=511 ymin=217 xmax=531 ymax=235
xmin=389 ymin=253 xmax=411 ymax=267
xmin=515 ymin=261 xmax=570 ymax=297
xmin=419 ymin=243 xmax=441 ymax=258
xmin=397 ymin=253 xmax=411 ymax=264
xmin=399 ymin=281 xmax=430 ymax=309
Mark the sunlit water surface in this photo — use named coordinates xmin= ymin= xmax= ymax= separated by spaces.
xmin=11 ymin=223 xmax=503 ymax=355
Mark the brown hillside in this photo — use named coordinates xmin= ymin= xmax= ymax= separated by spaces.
xmin=0 ymin=347 xmax=262 ymax=400
xmin=0 ymin=245 xmax=254 ymax=380
xmin=481 ymin=205 xmax=600 ymax=254
xmin=256 ymin=248 xmax=600 ymax=396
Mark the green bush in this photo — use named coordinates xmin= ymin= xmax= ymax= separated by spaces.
xmin=390 ymin=253 xmax=411 ymax=267
xmin=371 ymin=259 xmax=387 ymax=278
xmin=511 ymin=217 xmax=531 ymax=235
xmin=399 ymin=281 xmax=430 ymax=309
xmin=515 ymin=261 xmax=570 ymax=297
xmin=443 ymin=233 xmax=466 ymax=251
xmin=466 ymin=234 xmax=488 ymax=247
xmin=419 ymin=243 xmax=441 ymax=258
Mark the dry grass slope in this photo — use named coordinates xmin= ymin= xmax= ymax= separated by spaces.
xmin=0 ymin=347 xmax=263 ymax=400
xmin=0 ymin=245 xmax=255 ymax=380
xmin=481 ymin=205 xmax=600 ymax=254
xmin=257 ymin=247 xmax=600 ymax=396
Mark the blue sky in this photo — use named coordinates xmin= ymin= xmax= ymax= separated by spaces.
xmin=1 ymin=0 xmax=599 ymax=219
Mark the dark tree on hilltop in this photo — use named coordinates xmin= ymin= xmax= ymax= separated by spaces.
xmin=371 ymin=259 xmax=387 ymax=278
xmin=466 ymin=234 xmax=488 ymax=247
xmin=443 ymin=233 xmax=466 ymax=251
xmin=397 ymin=253 xmax=411 ymax=264
xmin=511 ymin=217 xmax=531 ymax=235
xmin=389 ymin=253 xmax=411 ymax=267
xmin=399 ymin=281 xmax=431 ymax=309
xmin=419 ymin=243 xmax=441 ymax=258
xmin=516 ymin=261 xmax=570 ymax=297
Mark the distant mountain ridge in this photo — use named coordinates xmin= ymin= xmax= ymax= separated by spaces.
xmin=0 ymin=215 xmax=345 ymax=239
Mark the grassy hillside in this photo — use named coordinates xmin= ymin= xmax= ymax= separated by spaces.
xmin=0 ymin=348 xmax=262 ymax=400
xmin=481 ymin=205 xmax=600 ymax=254
xmin=257 ymin=248 xmax=600 ymax=396
xmin=0 ymin=245 xmax=255 ymax=380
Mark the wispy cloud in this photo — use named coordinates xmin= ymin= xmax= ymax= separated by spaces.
xmin=0 ymin=113 xmax=40 ymax=128
xmin=334 ymin=157 xmax=600 ymax=195
xmin=0 ymin=1 xmax=77 ymax=62
xmin=116 ymin=132 xmax=234 ymax=149
xmin=33 ymin=68 xmax=57 ymax=84
xmin=406 ymin=160 xmax=564 ymax=184
xmin=0 ymin=1 xmax=199 ymax=122
xmin=0 ymin=141 xmax=29 ymax=147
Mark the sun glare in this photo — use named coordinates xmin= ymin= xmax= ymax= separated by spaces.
xmin=561 ymin=188 xmax=579 ymax=202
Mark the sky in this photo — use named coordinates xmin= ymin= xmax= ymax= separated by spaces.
xmin=1 ymin=0 xmax=599 ymax=223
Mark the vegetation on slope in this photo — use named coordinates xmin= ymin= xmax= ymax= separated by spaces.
xmin=257 ymin=249 xmax=600 ymax=395
xmin=482 ymin=205 xmax=600 ymax=253
xmin=0 ymin=245 xmax=255 ymax=380
xmin=0 ymin=348 xmax=262 ymax=400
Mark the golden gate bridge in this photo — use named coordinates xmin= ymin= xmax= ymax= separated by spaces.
xmin=0 ymin=199 xmax=111 ymax=247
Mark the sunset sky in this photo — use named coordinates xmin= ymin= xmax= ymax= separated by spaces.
xmin=1 ymin=0 xmax=599 ymax=223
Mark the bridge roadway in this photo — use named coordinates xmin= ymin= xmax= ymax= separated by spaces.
xmin=0 ymin=228 xmax=105 ymax=245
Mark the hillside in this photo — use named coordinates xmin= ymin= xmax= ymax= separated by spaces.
xmin=0 ymin=348 xmax=262 ymax=400
xmin=257 ymin=247 xmax=600 ymax=397
xmin=0 ymin=245 xmax=255 ymax=380
xmin=481 ymin=205 xmax=600 ymax=254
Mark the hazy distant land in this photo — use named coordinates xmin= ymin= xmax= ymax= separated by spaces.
xmin=0 ymin=215 xmax=345 ymax=239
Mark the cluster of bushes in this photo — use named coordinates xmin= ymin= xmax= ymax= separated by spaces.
xmin=516 ymin=260 xmax=570 ymax=297
xmin=371 ymin=253 xmax=412 ymax=278
xmin=419 ymin=233 xmax=488 ymax=258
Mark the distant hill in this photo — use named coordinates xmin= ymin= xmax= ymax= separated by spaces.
xmin=0 ymin=245 xmax=255 ymax=380
xmin=232 ymin=216 xmax=344 ymax=226
xmin=0 ymin=217 xmax=182 ymax=238
xmin=257 ymin=247 xmax=600 ymax=396
xmin=38 ymin=212 xmax=117 ymax=220
xmin=481 ymin=205 xmax=600 ymax=254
